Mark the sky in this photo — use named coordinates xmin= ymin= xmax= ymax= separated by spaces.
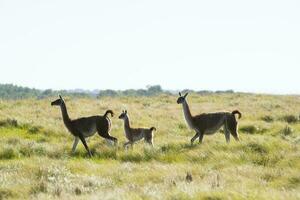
xmin=0 ymin=0 xmax=299 ymax=94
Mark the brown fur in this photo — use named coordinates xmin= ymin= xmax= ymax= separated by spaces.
xmin=119 ymin=110 xmax=156 ymax=148
xmin=51 ymin=95 xmax=117 ymax=157
xmin=177 ymin=92 xmax=241 ymax=144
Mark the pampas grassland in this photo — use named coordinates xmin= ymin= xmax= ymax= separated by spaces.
xmin=0 ymin=94 xmax=299 ymax=200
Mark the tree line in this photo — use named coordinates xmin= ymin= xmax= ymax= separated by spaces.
xmin=0 ymin=84 xmax=234 ymax=99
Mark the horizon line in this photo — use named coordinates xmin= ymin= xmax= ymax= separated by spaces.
xmin=0 ymin=82 xmax=299 ymax=96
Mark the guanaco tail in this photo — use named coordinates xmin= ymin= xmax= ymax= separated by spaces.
xmin=118 ymin=110 xmax=156 ymax=148
xmin=51 ymin=95 xmax=118 ymax=157
xmin=177 ymin=92 xmax=241 ymax=144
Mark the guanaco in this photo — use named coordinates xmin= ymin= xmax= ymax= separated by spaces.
xmin=51 ymin=95 xmax=117 ymax=157
xmin=118 ymin=110 xmax=156 ymax=148
xmin=177 ymin=92 xmax=241 ymax=144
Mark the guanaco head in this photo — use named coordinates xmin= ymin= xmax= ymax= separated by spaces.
xmin=177 ymin=92 xmax=188 ymax=104
xmin=118 ymin=110 xmax=128 ymax=120
xmin=51 ymin=95 xmax=64 ymax=106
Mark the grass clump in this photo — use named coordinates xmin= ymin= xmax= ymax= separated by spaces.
xmin=281 ymin=125 xmax=293 ymax=136
xmin=288 ymin=176 xmax=300 ymax=188
xmin=92 ymin=147 xmax=118 ymax=160
xmin=27 ymin=126 xmax=42 ymax=134
xmin=143 ymin=148 xmax=160 ymax=161
xmin=31 ymin=181 xmax=48 ymax=194
xmin=0 ymin=118 xmax=18 ymax=128
xmin=237 ymin=142 xmax=283 ymax=166
xmin=245 ymin=142 xmax=269 ymax=154
xmin=240 ymin=125 xmax=264 ymax=134
xmin=75 ymin=187 xmax=82 ymax=195
xmin=178 ymin=123 xmax=187 ymax=130
xmin=281 ymin=115 xmax=299 ymax=124
xmin=0 ymin=189 xmax=14 ymax=200
xmin=119 ymin=152 xmax=144 ymax=163
xmin=19 ymin=143 xmax=46 ymax=157
xmin=0 ymin=147 xmax=18 ymax=160
xmin=261 ymin=115 xmax=274 ymax=123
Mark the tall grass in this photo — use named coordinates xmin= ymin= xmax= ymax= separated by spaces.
xmin=0 ymin=94 xmax=299 ymax=199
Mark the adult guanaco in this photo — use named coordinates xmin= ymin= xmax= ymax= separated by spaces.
xmin=118 ymin=110 xmax=156 ymax=148
xmin=177 ymin=92 xmax=241 ymax=144
xmin=51 ymin=95 xmax=117 ymax=157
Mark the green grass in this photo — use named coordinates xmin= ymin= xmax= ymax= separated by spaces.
xmin=0 ymin=94 xmax=299 ymax=199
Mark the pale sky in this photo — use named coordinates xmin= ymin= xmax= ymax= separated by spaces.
xmin=0 ymin=0 xmax=299 ymax=94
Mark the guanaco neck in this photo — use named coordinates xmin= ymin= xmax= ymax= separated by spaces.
xmin=123 ymin=116 xmax=131 ymax=132
xmin=60 ymin=101 xmax=71 ymax=128
xmin=182 ymin=100 xmax=195 ymax=129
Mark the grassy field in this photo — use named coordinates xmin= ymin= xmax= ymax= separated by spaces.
xmin=0 ymin=93 xmax=299 ymax=200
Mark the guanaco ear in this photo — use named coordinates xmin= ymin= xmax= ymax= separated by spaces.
xmin=59 ymin=95 xmax=62 ymax=99
xmin=179 ymin=92 xmax=182 ymax=96
xmin=184 ymin=93 xmax=189 ymax=98
xmin=125 ymin=110 xmax=127 ymax=114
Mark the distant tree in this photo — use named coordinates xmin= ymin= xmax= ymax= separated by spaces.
xmin=123 ymin=89 xmax=137 ymax=96
xmin=181 ymin=89 xmax=194 ymax=94
xmin=42 ymin=89 xmax=53 ymax=96
xmin=197 ymin=90 xmax=213 ymax=95
xmin=147 ymin=85 xmax=162 ymax=95
xmin=98 ymin=90 xmax=119 ymax=97
xmin=215 ymin=90 xmax=234 ymax=94
xmin=136 ymin=89 xmax=148 ymax=96
xmin=0 ymin=84 xmax=41 ymax=99
xmin=0 ymin=84 xmax=92 ymax=99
